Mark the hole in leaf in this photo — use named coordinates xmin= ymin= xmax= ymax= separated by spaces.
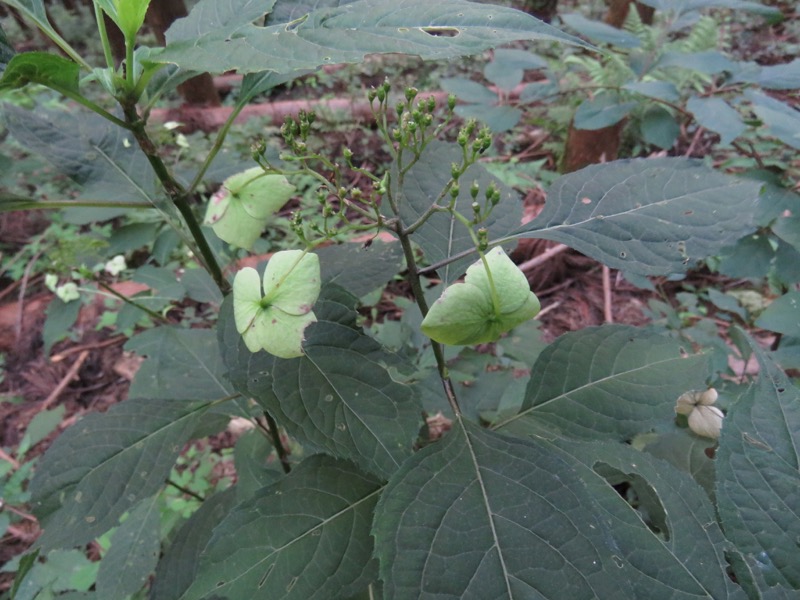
xmin=420 ymin=26 xmax=459 ymax=37
xmin=593 ymin=462 xmax=670 ymax=541
xmin=259 ymin=563 xmax=274 ymax=588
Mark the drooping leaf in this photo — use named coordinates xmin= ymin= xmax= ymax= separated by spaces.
xmin=374 ymin=418 xmax=742 ymax=599
xmin=29 ymin=397 xmax=214 ymax=551
xmin=220 ymin=286 xmax=422 ymax=479
xmin=125 ymin=327 xmax=234 ymax=401
xmin=687 ymin=96 xmax=745 ymax=145
xmin=317 ymin=240 xmax=404 ymax=298
xmin=655 ymin=50 xmax=736 ymax=75
xmin=0 ymin=22 xmax=15 ymax=73
xmin=181 ymin=268 xmax=224 ymax=304
xmin=623 ymin=81 xmax=680 ymax=102
xmin=42 ymin=296 xmax=81 ymax=355
xmin=150 ymin=488 xmax=238 ymax=600
xmin=560 ymin=13 xmax=641 ymax=47
xmin=0 ymin=51 xmax=78 ymax=93
xmin=573 ymin=94 xmax=637 ymax=130
xmin=494 ymin=325 xmax=709 ymax=440
xmin=156 ymin=0 xmax=586 ymax=75
xmin=746 ymin=89 xmax=800 ymax=150
xmin=2 ymin=105 xmax=168 ymax=223
xmin=454 ymin=103 xmax=522 ymax=132
xmin=165 ymin=0 xmax=279 ymax=43
xmin=738 ymin=58 xmax=800 ymax=90
xmin=182 ymin=456 xmax=381 ymax=600
xmin=440 ymin=77 xmax=497 ymax=104
xmin=754 ymin=291 xmax=800 ymax=337
xmin=421 ymin=247 xmax=540 ymax=345
xmin=640 ymin=104 xmax=679 ymax=149
xmin=510 ymin=158 xmax=761 ymax=276
xmin=717 ymin=340 xmax=800 ymax=589
xmin=483 ymin=48 xmax=547 ymax=91
xmin=390 ymin=140 xmax=521 ymax=283
xmin=95 ymin=495 xmax=160 ymax=599
xmin=642 ymin=431 xmax=717 ymax=500
xmin=233 ymin=430 xmax=285 ymax=500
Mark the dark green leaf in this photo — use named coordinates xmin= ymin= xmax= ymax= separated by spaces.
xmin=9 ymin=550 xmax=39 ymax=600
xmin=220 ymin=287 xmax=422 ymax=479
xmin=656 ymin=50 xmax=735 ymax=75
xmin=42 ymin=297 xmax=80 ymax=355
xmin=440 ymin=77 xmax=497 ymax=104
xmin=29 ymin=397 xmax=212 ymax=550
xmin=95 ymin=495 xmax=160 ymax=599
xmin=573 ymin=95 xmax=637 ymax=130
xmin=717 ymin=233 xmax=775 ymax=279
xmin=0 ymin=51 xmax=79 ymax=93
xmin=746 ymin=89 xmax=800 ymax=150
xmin=623 ymin=81 xmax=680 ymax=102
xmin=166 ymin=0 xmax=279 ymax=43
xmin=156 ymin=0 xmax=586 ymax=75
xmin=716 ymin=340 xmax=800 ymax=588
xmin=132 ymin=265 xmax=186 ymax=301
xmin=455 ymin=103 xmax=522 ymax=132
xmin=484 ymin=48 xmax=547 ymax=91
xmin=0 ymin=23 xmax=17 ymax=74
xmin=752 ymin=58 xmax=800 ymax=90
xmin=151 ymin=488 xmax=238 ymax=600
xmin=183 ymin=456 xmax=381 ymax=600
xmin=511 ymin=158 xmax=761 ymax=276
xmin=391 ymin=140 xmax=521 ymax=283
xmin=495 ymin=325 xmax=709 ymax=440
xmin=640 ymin=104 xmax=679 ymax=149
xmin=642 ymin=431 xmax=716 ymax=500
xmin=233 ymin=430 xmax=285 ymax=500
xmin=374 ymin=418 xmax=741 ymax=599
xmin=755 ymin=291 xmax=800 ymax=337
xmin=561 ymin=13 xmax=641 ymax=47
xmin=239 ymin=68 xmax=311 ymax=103
xmin=18 ymin=406 xmax=65 ymax=458
xmin=317 ymin=240 xmax=404 ymax=298
xmin=125 ymin=327 xmax=233 ymax=401
xmin=2 ymin=105 xmax=169 ymax=223
xmin=181 ymin=268 xmax=224 ymax=304
xmin=687 ymin=96 xmax=745 ymax=145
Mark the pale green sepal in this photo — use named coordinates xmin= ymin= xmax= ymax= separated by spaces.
xmin=232 ymin=252 xmax=321 ymax=358
xmin=421 ymin=247 xmax=540 ymax=345
xmin=262 ymin=250 xmax=321 ymax=316
xmin=204 ymin=167 xmax=296 ymax=250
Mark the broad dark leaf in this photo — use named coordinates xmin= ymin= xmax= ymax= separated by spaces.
xmin=220 ymin=285 xmax=422 ymax=479
xmin=510 ymin=158 xmax=761 ymax=276
xmin=183 ymin=456 xmax=381 ymax=600
xmin=2 ymin=105 xmax=167 ymax=223
xmin=687 ymin=96 xmax=745 ymax=146
xmin=166 ymin=0 xmax=278 ymax=42
xmin=494 ymin=325 xmax=709 ymax=440
xmin=30 ymin=397 xmax=213 ymax=550
xmin=95 ymin=495 xmax=160 ymax=599
xmin=746 ymin=89 xmax=800 ymax=150
xmin=126 ymin=327 xmax=233 ymax=401
xmin=374 ymin=418 xmax=743 ymax=599
xmin=151 ymin=489 xmax=238 ymax=600
xmin=717 ymin=339 xmax=800 ymax=589
xmin=157 ymin=0 xmax=585 ymax=75
xmin=317 ymin=240 xmax=405 ymax=298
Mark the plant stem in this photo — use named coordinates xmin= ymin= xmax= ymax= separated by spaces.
xmin=166 ymin=479 xmax=205 ymax=502
xmin=263 ymin=411 xmax=292 ymax=474
xmin=93 ymin=2 xmax=116 ymax=71
xmin=52 ymin=85 xmax=132 ymax=130
xmin=120 ymin=103 xmax=231 ymax=295
xmin=395 ymin=224 xmax=461 ymax=416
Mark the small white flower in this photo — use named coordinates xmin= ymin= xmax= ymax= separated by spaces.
xmin=163 ymin=121 xmax=182 ymax=130
xmin=56 ymin=282 xmax=80 ymax=303
xmin=176 ymin=133 xmax=190 ymax=149
xmin=676 ymin=388 xmax=723 ymax=439
xmin=105 ymin=255 xmax=127 ymax=276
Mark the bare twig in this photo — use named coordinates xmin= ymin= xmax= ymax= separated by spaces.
xmin=14 ymin=249 xmax=44 ymax=342
xmin=42 ymin=350 xmax=90 ymax=410
xmin=0 ymin=447 xmax=21 ymax=470
xmin=517 ymin=243 xmax=569 ymax=274
xmin=50 ymin=335 xmax=126 ymax=363
xmin=684 ymin=126 xmax=705 ymax=158
xmin=602 ymin=265 xmax=613 ymax=323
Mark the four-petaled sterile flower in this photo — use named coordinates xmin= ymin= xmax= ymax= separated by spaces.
xmin=204 ymin=167 xmax=295 ymax=250
xmin=676 ymin=388 xmax=723 ymax=440
xmin=233 ymin=250 xmax=321 ymax=359
xmin=421 ymin=247 xmax=540 ymax=345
